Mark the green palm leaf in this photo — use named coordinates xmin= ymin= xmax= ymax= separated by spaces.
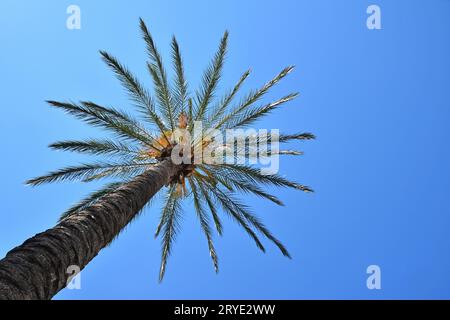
xmin=203 ymin=183 xmax=266 ymax=253
xmin=214 ymin=189 xmax=290 ymax=258
xmin=47 ymin=100 xmax=156 ymax=147
xmin=99 ymin=51 xmax=169 ymax=139
xmin=207 ymin=69 xmax=251 ymax=126
xmin=211 ymin=164 xmax=313 ymax=192
xmin=158 ymin=186 xmax=183 ymax=282
xmin=213 ymin=66 xmax=294 ymax=129
xmin=203 ymin=166 xmax=284 ymax=205
xmin=190 ymin=177 xmax=219 ymax=272
xmin=49 ymin=139 xmax=142 ymax=158
xmin=225 ymin=92 xmax=299 ymax=129
xmin=171 ymin=36 xmax=188 ymax=114
xmin=155 ymin=185 xmax=177 ymax=238
xmin=26 ymin=162 xmax=153 ymax=186
xmin=195 ymin=31 xmax=228 ymax=121
xmin=197 ymin=180 xmax=223 ymax=236
xmin=139 ymin=19 xmax=175 ymax=131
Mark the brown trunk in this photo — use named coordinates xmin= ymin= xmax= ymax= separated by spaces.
xmin=0 ymin=159 xmax=181 ymax=300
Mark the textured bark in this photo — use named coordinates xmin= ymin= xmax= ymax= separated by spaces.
xmin=0 ymin=160 xmax=181 ymax=300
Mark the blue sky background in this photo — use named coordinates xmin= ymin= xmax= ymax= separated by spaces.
xmin=1 ymin=0 xmax=450 ymax=299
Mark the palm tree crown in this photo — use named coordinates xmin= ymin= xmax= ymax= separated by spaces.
xmin=27 ymin=19 xmax=314 ymax=281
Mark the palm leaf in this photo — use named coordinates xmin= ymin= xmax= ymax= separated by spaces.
xmin=214 ymin=189 xmax=290 ymax=258
xmin=47 ymin=100 xmax=156 ymax=147
xmin=194 ymin=31 xmax=228 ymax=121
xmin=214 ymin=66 xmax=294 ymax=129
xmin=155 ymin=185 xmax=177 ymax=238
xmin=279 ymin=132 xmax=316 ymax=142
xmin=187 ymin=98 xmax=194 ymax=131
xmin=197 ymin=180 xmax=223 ymax=235
xmin=225 ymin=92 xmax=299 ymax=129
xmin=139 ymin=19 xmax=175 ymax=131
xmin=203 ymin=183 xmax=266 ymax=252
xmin=234 ymin=132 xmax=315 ymax=148
xmin=49 ymin=139 xmax=142 ymax=158
xmin=211 ymin=164 xmax=314 ymax=192
xmin=26 ymin=162 xmax=154 ymax=186
xmin=232 ymin=200 xmax=291 ymax=258
xmin=203 ymin=166 xmax=284 ymax=205
xmin=147 ymin=62 xmax=174 ymax=130
xmin=224 ymin=178 xmax=284 ymax=206
xmin=158 ymin=186 xmax=183 ymax=281
xmin=207 ymin=69 xmax=250 ymax=126
xmin=190 ymin=177 xmax=219 ymax=272
xmin=99 ymin=51 xmax=169 ymax=140
xmin=171 ymin=36 xmax=188 ymax=114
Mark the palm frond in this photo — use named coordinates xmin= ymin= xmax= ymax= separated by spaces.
xmin=231 ymin=198 xmax=291 ymax=258
xmin=235 ymin=132 xmax=315 ymax=148
xmin=190 ymin=177 xmax=219 ymax=272
xmin=47 ymin=100 xmax=157 ymax=148
xmin=139 ymin=19 xmax=175 ymax=131
xmin=225 ymin=137 xmax=305 ymax=161
xmin=147 ymin=62 xmax=174 ymax=130
xmin=158 ymin=186 xmax=183 ymax=282
xmin=225 ymin=178 xmax=284 ymax=206
xmin=196 ymin=166 xmax=232 ymax=191
xmin=213 ymin=66 xmax=294 ymax=129
xmin=81 ymin=163 xmax=152 ymax=182
xmin=226 ymin=132 xmax=314 ymax=160
xmin=26 ymin=162 xmax=153 ymax=186
xmin=279 ymin=132 xmax=316 ymax=142
xmin=99 ymin=51 xmax=169 ymax=139
xmin=203 ymin=183 xmax=266 ymax=252
xmin=238 ymin=149 xmax=304 ymax=159
xmin=211 ymin=164 xmax=314 ymax=192
xmin=139 ymin=18 xmax=166 ymax=83
xmin=155 ymin=185 xmax=177 ymax=238
xmin=203 ymin=166 xmax=284 ymax=205
xmin=187 ymin=98 xmax=194 ymax=131
xmin=272 ymin=150 xmax=304 ymax=156
xmin=225 ymin=92 xmax=299 ymax=129
xmin=49 ymin=139 xmax=142 ymax=158
xmin=60 ymin=182 xmax=123 ymax=221
xmin=207 ymin=69 xmax=250 ymax=126
xmin=194 ymin=31 xmax=228 ymax=121
xmin=197 ymin=180 xmax=223 ymax=235
xmin=214 ymin=189 xmax=290 ymax=258
xmin=171 ymin=36 xmax=188 ymax=114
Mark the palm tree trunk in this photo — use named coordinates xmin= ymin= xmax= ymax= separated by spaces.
xmin=0 ymin=159 xmax=181 ymax=300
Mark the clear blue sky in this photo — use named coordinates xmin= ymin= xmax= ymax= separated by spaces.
xmin=1 ymin=0 xmax=450 ymax=299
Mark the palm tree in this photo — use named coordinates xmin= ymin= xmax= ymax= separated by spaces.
xmin=0 ymin=19 xmax=314 ymax=300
